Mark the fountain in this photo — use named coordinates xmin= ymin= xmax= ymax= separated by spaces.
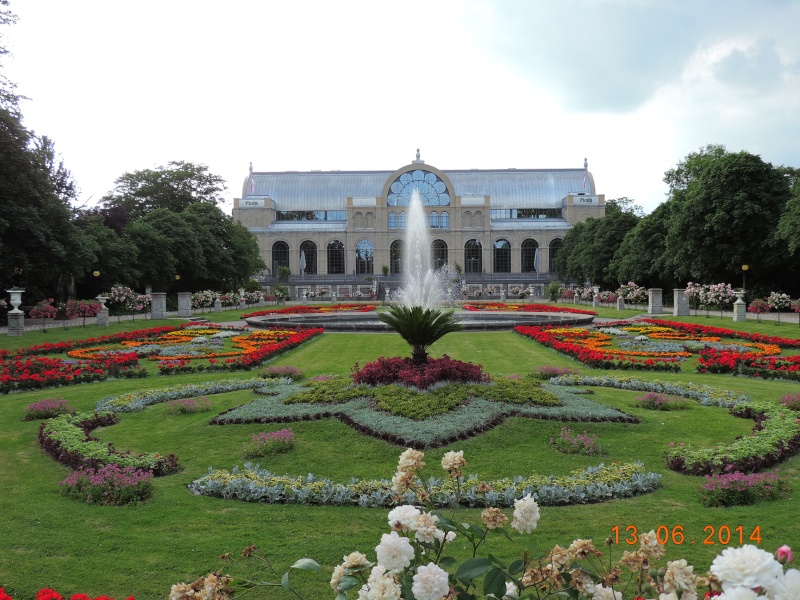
xmin=245 ymin=188 xmax=594 ymax=331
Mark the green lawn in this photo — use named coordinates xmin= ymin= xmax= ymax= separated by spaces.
xmin=1 ymin=314 xmax=799 ymax=598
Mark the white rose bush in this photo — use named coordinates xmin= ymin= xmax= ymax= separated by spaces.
xmin=172 ymin=449 xmax=798 ymax=600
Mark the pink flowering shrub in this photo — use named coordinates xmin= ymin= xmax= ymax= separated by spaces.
xmin=60 ymin=464 xmax=154 ymax=505
xmin=166 ymin=396 xmax=213 ymax=415
xmin=780 ymin=393 xmax=800 ymax=411
xmin=531 ymin=365 xmax=579 ymax=380
xmin=634 ymin=392 xmax=691 ymax=411
xmin=243 ymin=428 xmax=295 ymax=458
xmin=698 ymin=469 xmax=790 ymax=507
xmin=352 ymin=355 xmax=489 ymax=390
xmin=262 ymin=365 xmax=305 ymax=381
xmin=549 ymin=427 xmax=603 ymax=455
xmin=23 ymin=397 xmax=74 ymax=421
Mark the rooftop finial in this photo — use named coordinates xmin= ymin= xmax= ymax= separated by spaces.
xmin=249 ymin=161 xmax=253 ymax=175
xmin=584 ymin=157 xmax=588 ymax=170
xmin=412 ymin=148 xmax=424 ymax=164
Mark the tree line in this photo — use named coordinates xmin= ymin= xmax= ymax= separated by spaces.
xmin=555 ymin=144 xmax=800 ymax=298
xmin=0 ymin=1 xmax=264 ymax=304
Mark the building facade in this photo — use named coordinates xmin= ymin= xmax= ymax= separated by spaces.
xmin=232 ymin=152 xmax=604 ymax=298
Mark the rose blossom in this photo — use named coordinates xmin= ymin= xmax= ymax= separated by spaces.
xmin=411 ymin=562 xmax=450 ymax=600
xmin=664 ymin=559 xmax=696 ymax=593
xmin=441 ymin=450 xmax=466 ymax=472
xmin=511 ymin=494 xmax=540 ymax=534
xmin=358 ymin=566 xmax=401 ymax=600
xmin=503 ymin=581 xmax=520 ymax=599
xmin=481 ymin=507 xmax=509 ymax=530
xmin=776 ymin=545 xmax=795 ymax=565
xmin=375 ymin=531 xmax=415 ymax=572
xmin=413 ymin=512 xmax=441 ymax=544
xmin=330 ymin=564 xmax=347 ymax=590
xmin=767 ymin=568 xmax=800 ymax=600
xmin=342 ymin=551 xmax=370 ymax=568
xmin=592 ymin=583 xmax=622 ymax=600
xmin=387 ymin=505 xmax=420 ymax=532
xmin=718 ymin=587 xmax=759 ymax=600
xmin=397 ymin=448 xmax=425 ymax=472
xmin=711 ymin=545 xmax=784 ymax=592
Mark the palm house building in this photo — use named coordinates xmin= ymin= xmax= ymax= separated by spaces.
xmin=232 ymin=151 xmax=605 ymax=300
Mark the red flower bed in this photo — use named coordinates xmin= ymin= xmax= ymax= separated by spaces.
xmin=462 ymin=302 xmax=596 ymax=315
xmin=11 ymin=326 xmax=181 ymax=357
xmin=1 ymin=586 xmax=134 ymax=600
xmin=514 ymin=325 xmax=682 ymax=372
xmin=699 ymin=349 xmax=800 ymax=381
xmin=242 ymin=304 xmax=376 ymax=318
xmin=352 ymin=355 xmax=490 ymax=389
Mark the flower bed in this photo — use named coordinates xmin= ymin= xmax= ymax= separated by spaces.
xmin=242 ymin=303 xmax=377 ymax=318
xmin=188 ymin=460 xmax=659 ymax=508
xmin=462 ymin=302 xmax=596 ymax=315
xmin=38 ymin=412 xmax=179 ymax=475
xmin=352 ymin=355 xmax=489 ymax=389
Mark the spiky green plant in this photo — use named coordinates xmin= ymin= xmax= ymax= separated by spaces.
xmin=377 ymin=305 xmax=463 ymax=364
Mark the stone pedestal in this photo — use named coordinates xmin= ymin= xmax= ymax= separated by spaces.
xmin=616 ymin=297 xmax=625 ymax=310
xmin=214 ymin=298 xmax=222 ymax=313
xmin=592 ymin=295 xmax=601 ymax=308
xmin=258 ymin=297 xmax=266 ymax=307
xmin=500 ymin=290 xmax=506 ymax=303
xmin=332 ymin=292 xmax=338 ymax=304
xmin=648 ymin=288 xmax=663 ymax=315
xmin=732 ymin=291 xmax=747 ymax=322
xmin=673 ymin=288 xmax=690 ymax=316
xmin=151 ymin=293 xmax=167 ymax=319
xmin=573 ymin=294 xmax=578 ymax=304
xmin=177 ymin=292 xmax=192 ymax=317
xmin=96 ymin=296 xmax=109 ymax=326
xmin=7 ymin=312 xmax=24 ymax=336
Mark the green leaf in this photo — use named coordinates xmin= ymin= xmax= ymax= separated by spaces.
xmin=281 ymin=571 xmax=290 ymax=592
xmin=400 ymin=570 xmax=416 ymax=599
xmin=338 ymin=575 xmax=361 ymax=591
xmin=488 ymin=553 xmax=506 ymax=569
xmin=439 ymin=556 xmax=459 ymax=568
xmin=509 ymin=559 xmax=525 ymax=575
xmin=455 ymin=557 xmax=493 ymax=583
xmin=525 ymin=538 xmax=541 ymax=557
xmin=290 ymin=557 xmax=322 ymax=571
xmin=483 ymin=566 xmax=507 ymax=598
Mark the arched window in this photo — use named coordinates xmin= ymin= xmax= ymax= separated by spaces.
xmin=355 ymin=239 xmax=374 ymax=274
xmin=440 ymin=211 xmax=449 ymax=229
xmin=272 ymin=241 xmax=289 ymax=276
xmin=549 ymin=238 xmax=563 ymax=273
xmin=327 ymin=240 xmax=345 ymax=275
xmin=493 ymin=239 xmax=511 ymax=273
xmin=390 ymin=240 xmax=404 ymax=275
xmin=431 ymin=240 xmax=448 ymax=270
xmin=299 ymin=241 xmax=317 ymax=275
xmin=430 ymin=211 xmax=439 ymax=228
xmin=365 ymin=212 xmax=375 ymax=228
xmin=473 ymin=211 xmax=484 ymax=228
xmin=521 ymin=239 xmax=539 ymax=273
xmin=388 ymin=212 xmax=398 ymax=229
xmin=386 ymin=169 xmax=451 ymax=206
xmin=354 ymin=212 xmax=364 ymax=229
xmin=464 ymin=239 xmax=482 ymax=274
xmin=399 ymin=212 xmax=407 ymax=229
xmin=463 ymin=211 xmax=472 ymax=228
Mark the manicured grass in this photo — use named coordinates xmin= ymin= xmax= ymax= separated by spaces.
xmin=1 ymin=318 xmax=800 ymax=598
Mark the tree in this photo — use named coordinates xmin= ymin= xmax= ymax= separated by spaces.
xmin=555 ymin=198 xmax=641 ymax=288
xmin=776 ymin=166 xmax=800 ymax=255
xmin=608 ymin=201 xmax=675 ymax=289
xmin=377 ymin=306 xmax=463 ymax=364
xmin=662 ymin=146 xmax=793 ymax=289
xmin=101 ymin=161 xmax=227 ymax=225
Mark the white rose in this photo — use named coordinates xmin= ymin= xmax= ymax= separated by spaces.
xmin=766 ymin=568 xmax=800 ymax=600
xmin=375 ymin=531 xmax=415 ymax=573
xmin=711 ymin=545 xmax=784 ymax=592
xmin=411 ymin=562 xmax=450 ymax=600
xmin=511 ymin=494 xmax=540 ymax=534
xmin=387 ymin=505 xmax=420 ymax=532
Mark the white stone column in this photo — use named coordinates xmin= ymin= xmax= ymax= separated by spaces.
xmin=732 ymin=291 xmax=747 ymax=322
xmin=6 ymin=289 xmax=24 ymax=337
xmin=673 ymin=289 xmax=690 ymax=316
xmin=151 ymin=293 xmax=167 ymax=319
xmin=177 ymin=292 xmax=192 ymax=317
xmin=214 ymin=297 xmax=222 ymax=313
xmin=592 ymin=286 xmax=601 ymax=308
xmin=648 ymin=288 xmax=663 ymax=315
xmin=96 ymin=295 xmax=109 ymax=326
xmin=616 ymin=296 xmax=625 ymax=310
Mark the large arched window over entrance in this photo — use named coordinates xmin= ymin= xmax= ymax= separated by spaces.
xmin=387 ymin=169 xmax=451 ymax=206
xmin=464 ymin=239 xmax=482 ymax=274
xmin=550 ymin=238 xmax=563 ymax=273
xmin=431 ymin=240 xmax=448 ymax=270
xmin=299 ymin=241 xmax=317 ymax=275
xmin=272 ymin=241 xmax=289 ymax=276
xmin=493 ymin=239 xmax=511 ymax=273
xmin=521 ymin=239 xmax=539 ymax=273
xmin=327 ymin=240 xmax=345 ymax=274
xmin=355 ymin=240 xmax=374 ymax=274
xmin=390 ymin=240 xmax=404 ymax=275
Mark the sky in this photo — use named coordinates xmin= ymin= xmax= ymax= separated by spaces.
xmin=4 ymin=0 xmax=799 ymax=215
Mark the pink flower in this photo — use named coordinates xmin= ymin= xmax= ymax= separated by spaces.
xmin=777 ymin=545 xmax=794 ymax=565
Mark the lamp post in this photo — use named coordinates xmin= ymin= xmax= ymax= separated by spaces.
xmin=741 ymin=264 xmax=749 ymax=293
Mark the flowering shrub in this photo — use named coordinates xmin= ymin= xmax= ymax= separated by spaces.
xmin=166 ymin=396 xmax=213 ymax=415
xmin=616 ymin=281 xmax=648 ymax=305
xmin=0 ymin=588 xmax=134 ymax=600
xmin=243 ymin=303 xmax=376 ymax=317
xmin=698 ymin=469 xmax=790 ymax=507
xmin=549 ymin=426 xmax=603 ymax=455
xmin=748 ymin=298 xmax=771 ymax=321
xmin=530 ymin=365 xmax=579 ymax=380
xmin=65 ymin=299 xmax=102 ymax=325
xmin=598 ymin=290 xmax=618 ymax=303
xmin=262 ymin=365 xmax=304 ymax=381
xmin=634 ymin=392 xmax=691 ymax=411
xmin=242 ymin=428 xmax=295 ymax=458
xmin=191 ymin=290 xmax=216 ymax=310
xmin=30 ymin=298 xmax=58 ymax=329
xmin=781 ymin=393 xmax=800 ymax=411
xmin=462 ymin=302 xmax=595 ymax=315
xmin=352 ymin=355 xmax=489 ymax=390
xmin=60 ymin=464 xmax=154 ymax=505
xmin=23 ymin=397 xmax=74 ymax=420
xmin=218 ymin=292 xmax=241 ymax=307
xmin=242 ymin=290 xmax=262 ymax=305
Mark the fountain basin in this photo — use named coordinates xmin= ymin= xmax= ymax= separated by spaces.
xmin=245 ymin=310 xmax=594 ymax=332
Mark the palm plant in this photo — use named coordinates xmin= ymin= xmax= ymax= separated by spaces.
xmin=377 ymin=305 xmax=463 ymax=364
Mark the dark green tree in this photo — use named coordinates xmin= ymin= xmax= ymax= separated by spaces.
xmin=662 ymin=145 xmax=793 ymax=289
xmin=608 ymin=201 xmax=675 ymax=289
xmin=776 ymin=167 xmax=800 ymax=256
xmin=100 ymin=161 xmax=227 ymax=225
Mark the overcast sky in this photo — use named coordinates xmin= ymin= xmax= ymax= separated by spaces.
xmin=4 ymin=0 xmax=799 ymax=214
